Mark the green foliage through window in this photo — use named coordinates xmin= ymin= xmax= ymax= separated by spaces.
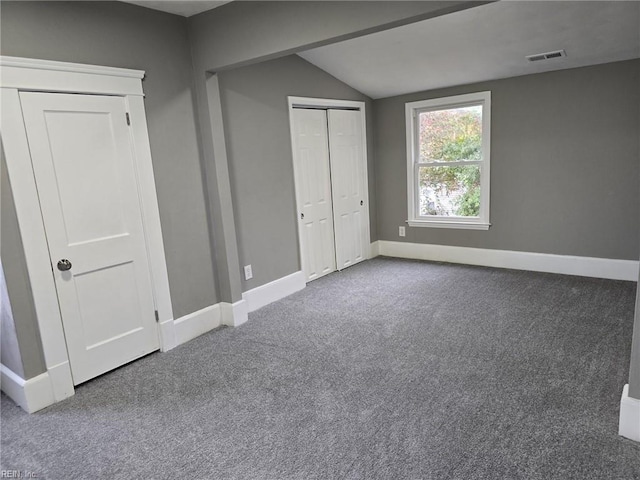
xmin=417 ymin=106 xmax=482 ymax=217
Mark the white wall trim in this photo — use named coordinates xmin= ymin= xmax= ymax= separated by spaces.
xmin=1 ymin=365 xmax=55 ymax=413
xmin=242 ymin=271 xmax=306 ymax=313
xmin=405 ymin=91 xmax=491 ymax=229
xmin=377 ymin=241 xmax=639 ymax=281
xmin=124 ymin=95 xmax=174 ymax=336
xmin=370 ymin=241 xmax=380 ymax=258
xmin=177 ymin=273 xmax=306 ymax=332
xmin=288 ymin=96 xmax=366 ymax=110
xmin=0 ymin=56 xmax=144 ymax=95
xmin=619 ymin=384 xmax=640 ymax=442
xmin=0 ymin=56 xmax=144 ymax=78
xmin=173 ymin=300 xmax=250 ymax=345
xmin=221 ymin=300 xmax=248 ymax=327
xmin=407 ymin=220 xmax=491 ymax=230
xmin=47 ymin=361 xmax=74 ymax=402
xmin=172 ymin=270 xmax=311 ymax=336
xmin=158 ymin=318 xmax=177 ymax=352
xmin=1 ymin=365 xmax=32 ymax=411
xmin=0 ymin=57 xmax=174 ymax=410
xmin=1 ymin=87 xmax=73 ymax=393
xmin=173 ymin=304 xmax=222 ymax=347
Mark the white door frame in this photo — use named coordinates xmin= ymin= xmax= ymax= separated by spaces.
xmin=0 ymin=56 xmax=175 ymax=405
xmin=287 ymin=96 xmax=372 ymax=281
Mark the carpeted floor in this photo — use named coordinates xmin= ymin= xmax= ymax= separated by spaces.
xmin=1 ymin=257 xmax=639 ymax=479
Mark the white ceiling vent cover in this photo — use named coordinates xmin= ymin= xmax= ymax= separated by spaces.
xmin=526 ymin=49 xmax=567 ymax=62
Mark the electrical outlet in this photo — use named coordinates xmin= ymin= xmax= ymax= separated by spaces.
xmin=244 ymin=265 xmax=253 ymax=280
xmin=399 ymin=226 xmax=406 ymax=237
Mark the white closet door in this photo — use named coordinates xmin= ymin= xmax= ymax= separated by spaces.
xmin=328 ymin=109 xmax=367 ymax=270
xmin=20 ymin=92 xmax=159 ymax=385
xmin=292 ymin=108 xmax=337 ymax=282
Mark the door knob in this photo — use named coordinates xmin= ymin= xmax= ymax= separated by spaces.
xmin=360 ymin=200 xmax=364 ymax=206
xmin=57 ymin=259 xmax=72 ymax=271
xmin=300 ymin=213 xmax=304 ymax=219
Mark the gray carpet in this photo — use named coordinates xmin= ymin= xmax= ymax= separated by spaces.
xmin=1 ymin=257 xmax=639 ymax=479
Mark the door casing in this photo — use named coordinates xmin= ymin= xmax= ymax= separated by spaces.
xmin=0 ymin=56 xmax=175 ymax=406
xmin=287 ymin=96 xmax=372 ymax=282
xmin=20 ymin=91 xmax=162 ymax=385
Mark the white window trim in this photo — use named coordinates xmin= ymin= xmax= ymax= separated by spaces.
xmin=0 ymin=56 xmax=175 ymax=404
xmin=405 ymin=91 xmax=491 ymax=230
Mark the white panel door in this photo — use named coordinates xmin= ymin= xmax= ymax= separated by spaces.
xmin=327 ymin=109 xmax=368 ymax=270
xmin=292 ymin=109 xmax=337 ymax=282
xmin=20 ymin=92 xmax=159 ymax=385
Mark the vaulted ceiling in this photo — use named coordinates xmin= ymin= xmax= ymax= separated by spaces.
xmin=117 ymin=1 xmax=640 ymax=98
xmin=299 ymin=1 xmax=640 ymax=99
xmin=120 ymin=0 xmax=231 ymax=17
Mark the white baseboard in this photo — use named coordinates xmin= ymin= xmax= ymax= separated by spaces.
xmin=172 ymin=271 xmax=306 ymax=345
xmin=1 ymin=364 xmax=55 ymax=413
xmin=377 ymin=241 xmax=639 ymax=281
xmin=242 ymin=271 xmax=306 ymax=313
xmin=370 ymin=241 xmax=380 ymax=258
xmin=47 ymin=361 xmax=74 ymax=402
xmin=221 ymin=299 xmax=248 ymax=327
xmin=159 ymin=318 xmax=177 ymax=352
xmin=173 ymin=304 xmax=222 ymax=347
xmin=619 ymin=384 xmax=640 ymax=442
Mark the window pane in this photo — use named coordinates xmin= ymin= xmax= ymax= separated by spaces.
xmin=419 ymin=105 xmax=482 ymax=162
xmin=419 ymin=165 xmax=481 ymax=217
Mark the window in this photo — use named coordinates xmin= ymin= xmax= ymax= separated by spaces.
xmin=406 ymin=91 xmax=491 ymax=230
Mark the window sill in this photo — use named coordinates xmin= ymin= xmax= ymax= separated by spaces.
xmin=407 ymin=220 xmax=491 ymax=230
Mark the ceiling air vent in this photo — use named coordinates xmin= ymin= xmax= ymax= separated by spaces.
xmin=526 ymin=49 xmax=566 ymax=62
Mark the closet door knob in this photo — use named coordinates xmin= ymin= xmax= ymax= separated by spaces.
xmin=57 ymin=259 xmax=72 ymax=271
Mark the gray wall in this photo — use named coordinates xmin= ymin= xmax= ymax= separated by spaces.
xmin=1 ymin=149 xmax=46 ymax=379
xmin=1 ymin=1 xmax=217 ymax=322
xmin=218 ymin=55 xmax=375 ymax=290
xmin=0 ymin=261 xmax=24 ymax=378
xmin=188 ymin=1 xmax=484 ymax=71
xmin=3 ymin=2 xmax=637 ymax=385
xmin=374 ymin=59 xmax=640 ymax=260
xmin=186 ymin=1 xmax=486 ymax=301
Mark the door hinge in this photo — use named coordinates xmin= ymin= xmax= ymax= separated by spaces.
xmin=154 ymin=310 xmax=159 ymax=322
xmin=126 ymin=112 xmax=131 ymax=126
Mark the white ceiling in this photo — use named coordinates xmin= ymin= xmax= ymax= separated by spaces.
xmin=299 ymin=1 xmax=640 ymax=99
xmin=120 ymin=0 xmax=231 ymax=17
